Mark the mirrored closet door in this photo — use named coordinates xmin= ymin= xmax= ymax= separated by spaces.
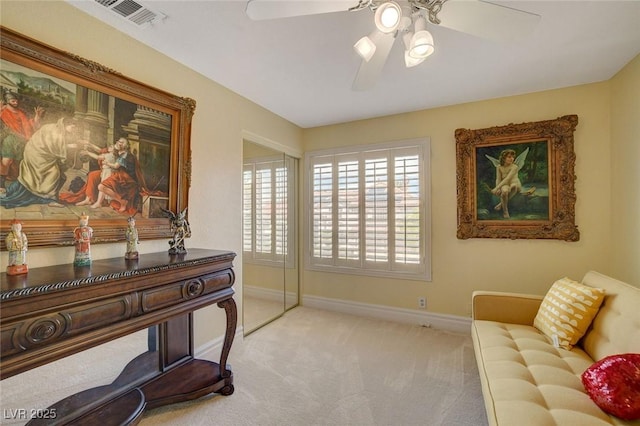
xmin=242 ymin=140 xmax=298 ymax=335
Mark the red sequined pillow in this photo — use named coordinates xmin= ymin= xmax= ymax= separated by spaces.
xmin=581 ymin=353 xmax=640 ymax=420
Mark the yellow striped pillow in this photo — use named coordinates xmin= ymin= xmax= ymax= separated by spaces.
xmin=533 ymin=277 xmax=605 ymax=350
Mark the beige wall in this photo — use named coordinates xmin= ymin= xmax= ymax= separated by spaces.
xmin=0 ymin=0 xmax=303 ymax=346
xmin=610 ymin=54 xmax=640 ymax=285
xmin=303 ymin=79 xmax=633 ymax=316
xmin=1 ymin=1 xmax=637 ymax=338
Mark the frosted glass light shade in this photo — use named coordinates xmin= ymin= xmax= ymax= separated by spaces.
xmin=354 ymin=36 xmax=377 ymax=62
xmin=409 ymin=30 xmax=434 ymax=58
xmin=374 ymin=2 xmax=401 ymax=33
xmin=409 ymin=15 xmax=434 ymax=59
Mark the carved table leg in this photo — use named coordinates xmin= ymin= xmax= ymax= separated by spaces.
xmin=216 ymin=297 xmax=237 ymax=395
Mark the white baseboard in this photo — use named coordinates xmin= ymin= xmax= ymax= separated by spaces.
xmin=195 ymin=296 xmax=471 ymax=357
xmin=302 ymin=295 xmax=471 ymax=335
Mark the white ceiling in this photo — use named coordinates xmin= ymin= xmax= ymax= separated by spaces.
xmin=67 ymin=0 xmax=640 ymax=128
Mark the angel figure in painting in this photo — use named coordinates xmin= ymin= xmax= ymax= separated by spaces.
xmin=485 ymin=147 xmax=531 ymax=219
xmin=163 ymin=207 xmax=191 ymax=255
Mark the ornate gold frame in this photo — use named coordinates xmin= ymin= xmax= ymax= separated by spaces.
xmin=456 ymin=115 xmax=579 ymax=241
xmin=0 ymin=27 xmax=194 ymax=249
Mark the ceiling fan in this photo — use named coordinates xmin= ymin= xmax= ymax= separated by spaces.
xmin=245 ymin=0 xmax=540 ymax=90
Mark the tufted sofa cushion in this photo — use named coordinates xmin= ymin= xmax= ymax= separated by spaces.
xmin=473 ymin=320 xmax=616 ymax=425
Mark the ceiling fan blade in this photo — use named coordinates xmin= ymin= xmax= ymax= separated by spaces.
xmin=352 ymin=31 xmax=396 ymax=91
xmin=246 ymin=0 xmax=360 ymax=20
xmin=437 ymin=0 xmax=541 ymax=42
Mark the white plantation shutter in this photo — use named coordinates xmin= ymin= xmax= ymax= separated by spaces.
xmin=275 ymin=165 xmax=287 ymax=257
xmin=255 ymin=167 xmax=272 ymax=257
xmin=364 ymin=153 xmax=389 ymax=264
xmin=312 ymin=160 xmax=333 ymax=262
xmin=337 ymin=157 xmax=360 ymax=266
xmin=393 ymin=150 xmax=422 ymax=273
xmin=307 ymin=139 xmax=431 ymax=280
xmin=243 ymin=168 xmax=253 ymax=252
xmin=244 ymin=156 xmax=296 ymax=267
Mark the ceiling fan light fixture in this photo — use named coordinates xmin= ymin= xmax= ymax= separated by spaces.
xmin=354 ymin=35 xmax=377 ymax=62
xmin=409 ymin=15 xmax=434 ymax=59
xmin=409 ymin=31 xmax=434 ymax=58
xmin=374 ymin=1 xmax=402 ymax=33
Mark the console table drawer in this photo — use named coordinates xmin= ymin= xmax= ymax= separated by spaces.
xmin=141 ymin=270 xmax=234 ymax=312
xmin=1 ymin=295 xmax=134 ymax=357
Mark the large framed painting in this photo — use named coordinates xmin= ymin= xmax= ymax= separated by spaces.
xmin=0 ymin=27 xmax=194 ymax=249
xmin=455 ymin=115 xmax=579 ymax=241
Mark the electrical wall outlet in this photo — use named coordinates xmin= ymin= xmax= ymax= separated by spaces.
xmin=418 ymin=297 xmax=426 ymax=309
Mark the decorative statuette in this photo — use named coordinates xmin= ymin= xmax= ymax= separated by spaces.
xmin=125 ymin=216 xmax=139 ymax=259
xmin=73 ymin=213 xmax=93 ymax=266
xmin=162 ymin=207 xmax=191 ymax=255
xmin=6 ymin=218 xmax=28 ymax=275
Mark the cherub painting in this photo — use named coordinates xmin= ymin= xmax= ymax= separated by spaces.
xmin=485 ymin=147 xmax=531 ymax=218
xmin=476 ymin=141 xmax=549 ymax=221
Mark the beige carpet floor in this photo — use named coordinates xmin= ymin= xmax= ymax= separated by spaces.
xmin=143 ymin=307 xmax=488 ymax=426
xmin=0 ymin=307 xmax=488 ymax=426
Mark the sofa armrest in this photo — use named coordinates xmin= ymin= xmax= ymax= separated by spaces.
xmin=472 ymin=291 xmax=544 ymax=326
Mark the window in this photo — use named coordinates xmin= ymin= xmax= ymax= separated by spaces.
xmin=306 ymin=138 xmax=431 ymax=280
xmin=243 ymin=155 xmax=296 ymax=267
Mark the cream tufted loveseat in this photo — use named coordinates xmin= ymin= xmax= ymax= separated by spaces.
xmin=471 ymin=271 xmax=640 ymax=426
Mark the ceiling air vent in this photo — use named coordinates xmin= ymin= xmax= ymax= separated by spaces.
xmin=93 ymin=0 xmax=166 ymax=27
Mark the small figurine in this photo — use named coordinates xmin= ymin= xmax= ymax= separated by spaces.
xmin=162 ymin=207 xmax=191 ymax=255
xmin=6 ymin=219 xmax=28 ymax=275
xmin=125 ymin=216 xmax=139 ymax=260
xmin=73 ymin=213 xmax=93 ymax=266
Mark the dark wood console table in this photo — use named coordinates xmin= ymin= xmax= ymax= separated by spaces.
xmin=0 ymin=249 xmax=237 ymax=425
